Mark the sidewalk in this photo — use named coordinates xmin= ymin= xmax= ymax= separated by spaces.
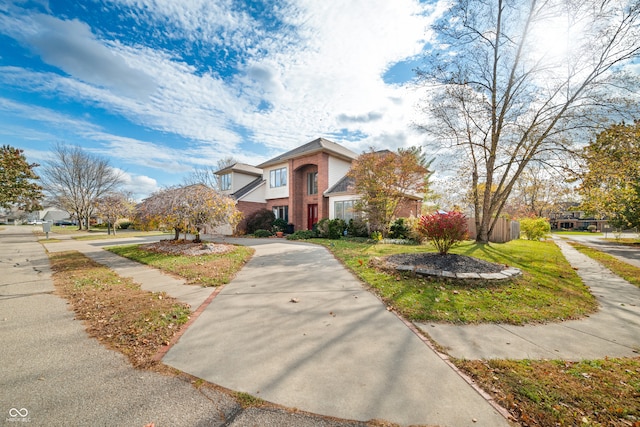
xmin=420 ymin=239 xmax=640 ymax=360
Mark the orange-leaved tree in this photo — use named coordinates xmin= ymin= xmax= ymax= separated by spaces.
xmin=347 ymin=146 xmax=430 ymax=236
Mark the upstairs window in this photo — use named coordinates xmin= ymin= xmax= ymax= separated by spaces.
xmin=307 ymin=172 xmax=318 ymax=195
xmin=270 ymin=167 xmax=287 ymax=188
xmin=220 ymin=173 xmax=231 ymax=191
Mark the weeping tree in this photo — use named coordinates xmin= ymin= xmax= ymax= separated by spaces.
xmin=94 ymin=192 xmax=135 ymax=235
xmin=136 ymin=184 xmax=241 ymax=242
xmin=417 ymin=0 xmax=640 ymax=242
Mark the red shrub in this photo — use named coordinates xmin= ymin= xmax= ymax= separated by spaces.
xmin=419 ymin=211 xmax=469 ymax=255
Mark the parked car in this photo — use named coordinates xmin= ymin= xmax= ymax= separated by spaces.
xmin=27 ymin=220 xmax=43 ymax=225
xmin=53 ymin=220 xmax=74 ymax=226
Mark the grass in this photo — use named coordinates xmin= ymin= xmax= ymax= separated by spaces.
xmin=568 ymin=241 xmax=640 ymax=288
xmin=49 ymin=250 xmax=191 ymax=368
xmin=457 ymin=357 xmax=640 ymax=426
xmin=107 ymin=243 xmax=254 ymax=287
xmin=71 ymin=230 xmax=170 ymax=240
xmin=604 ymin=237 xmax=640 ymax=246
xmin=552 ymin=230 xmax=603 ymax=236
xmin=317 ymin=238 xmax=597 ymax=324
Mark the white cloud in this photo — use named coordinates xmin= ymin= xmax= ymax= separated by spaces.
xmin=0 ymin=0 xmax=448 ymax=167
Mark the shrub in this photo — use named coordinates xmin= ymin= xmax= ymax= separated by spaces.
xmin=587 ymin=224 xmax=597 ymax=232
xmin=520 ymin=217 xmax=551 ymax=240
xmin=272 ymin=218 xmax=288 ymax=233
xmin=347 ymin=218 xmax=369 ymax=237
xmin=245 ymin=209 xmax=275 ymax=234
xmin=418 ymin=211 xmax=468 ymax=255
xmin=253 ymin=229 xmax=272 ymax=238
xmin=389 ymin=218 xmax=411 ymax=239
xmin=370 ymin=230 xmax=383 ymax=241
xmin=316 ymin=218 xmax=346 ymax=239
xmin=286 ymin=230 xmax=315 ymax=240
xmin=118 ymin=221 xmax=132 ymax=229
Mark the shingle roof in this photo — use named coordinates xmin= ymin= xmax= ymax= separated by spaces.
xmin=257 ymin=138 xmax=357 ymax=168
xmin=232 ymin=177 xmax=265 ymax=200
xmin=215 ymin=163 xmax=263 ymax=176
xmin=324 ymin=175 xmax=356 ymax=196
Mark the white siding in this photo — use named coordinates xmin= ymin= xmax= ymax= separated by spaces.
xmin=264 ymin=164 xmax=289 ymax=199
xmin=232 ymin=172 xmax=258 ymax=192
xmin=242 ymin=182 xmax=266 ymax=203
xmin=328 ymin=156 xmax=352 ymax=188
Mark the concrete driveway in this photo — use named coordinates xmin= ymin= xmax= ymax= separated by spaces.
xmin=162 ymin=238 xmax=509 ymax=427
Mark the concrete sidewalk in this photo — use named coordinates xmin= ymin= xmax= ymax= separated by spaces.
xmin=162 ymin=238 xmax=510 ymax=427
xmin=420 ymin=239 xmax=640 ymax=360
xmin=42 ymin=234 xmax=214 ymax=310
xmin=0 ymin=226 xmax=238 ymax=426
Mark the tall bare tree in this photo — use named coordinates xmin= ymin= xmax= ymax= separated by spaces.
xmin=183 ymin=156 xmax=237 ymax=189
xmin=418 ymin=0 xmax=640 ymax=242
xmin=41 ymin=143 xmax=124 ymax=230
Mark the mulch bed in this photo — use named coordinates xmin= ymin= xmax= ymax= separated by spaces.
xmin=383 ymin=253 xmax=506 ymax=274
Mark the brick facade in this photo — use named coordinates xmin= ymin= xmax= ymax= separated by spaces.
xmin=235 ymin=200 xmax=267 ymax=234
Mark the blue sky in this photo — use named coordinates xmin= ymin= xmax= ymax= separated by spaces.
xmin=0 ymin=0 xmax=445 ymax=198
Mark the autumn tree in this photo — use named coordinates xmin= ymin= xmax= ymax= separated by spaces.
xmin=0 ymin=145 xmax=44 ymax=211
xmin=40 ymin=143 xmax=124 ymax=230
xmin=578 ymin=121 xmax=640 ymax=229
xmin=94 ymin=192 xmax=135 ymax=235
xmin=136 ymin=184 xmax=240 ymax=242
xmin=347 ymin=147 xmax=430 ymax=236
xmin=418 ymin=0 xmax=640 ymax=242
xmin=504 ymin=163 xmax=573 ymax=218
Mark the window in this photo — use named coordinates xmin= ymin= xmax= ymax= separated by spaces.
xmin=334 ymin=200 xmax=358 ymax=222
xmin=269 ymin=167 xmax=287 ymax=188
xmin=307 ymin=172 xmax=318 ymax=195
xmin=220 ymin=173 xmax=231 ymax=191
xmin=273 ymin=206 xmax=288 ymax=222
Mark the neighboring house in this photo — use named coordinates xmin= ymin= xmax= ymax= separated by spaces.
xmin=548 ymin=204 xmax=608 ymax=231
xmin=216 ymin=137 xmax=423 ymax=234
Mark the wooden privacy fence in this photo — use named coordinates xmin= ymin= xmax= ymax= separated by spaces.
xmin=466 ymin=217 xmax=520 ymax=243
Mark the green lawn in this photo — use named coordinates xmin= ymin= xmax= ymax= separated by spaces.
xmin=72 ymin=231 xmax=170 ymax=240
xmin=317 ymin=238 xmax=597 ymax=324
xmin=552 ymin=230 xmax=603 ymax=236
xmin=108 ymin=243 xmax=254 ymax=287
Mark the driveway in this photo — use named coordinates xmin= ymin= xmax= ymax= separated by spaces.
xmin=162 ymin=238 xmax=510 ymax=427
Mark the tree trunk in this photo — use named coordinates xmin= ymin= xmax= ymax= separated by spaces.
xmin=173 ymin=227 xmax=180 ymax=240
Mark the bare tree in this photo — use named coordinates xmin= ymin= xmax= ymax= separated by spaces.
xmin=418 ymin=0 xmax=640 ymax=242
xmin=40 ymin=143 xmax=124 ymax=230
xmin=182 ymin=156 xmax=237 ymax=189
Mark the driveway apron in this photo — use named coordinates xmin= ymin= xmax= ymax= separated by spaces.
xmin=162 ymin=239 xmax=509 ymax=427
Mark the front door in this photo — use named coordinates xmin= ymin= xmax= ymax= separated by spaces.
xmin=307 ymin=204 xmax=318 ymax=230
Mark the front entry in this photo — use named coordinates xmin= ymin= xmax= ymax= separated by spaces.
xmin=307 ymin=204 xmax=318 ymax=230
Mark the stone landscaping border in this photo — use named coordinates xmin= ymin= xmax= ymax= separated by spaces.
xmin=395 ymin=264 xmax=522 ymax=280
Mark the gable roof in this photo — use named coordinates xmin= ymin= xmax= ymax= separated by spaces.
xmin=324 ymin=175 xmax=355 ymax=196
xmin=231 ymin=177 xmax=264 ymax=200
xmin=257 ymin=138 xmax=358 ymax=168
xmin=215 ymin=162 xmax=263 ymax=176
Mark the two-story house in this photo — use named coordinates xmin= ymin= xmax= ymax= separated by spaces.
xmin=216 ymin=137 xmax=422 ymax=234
